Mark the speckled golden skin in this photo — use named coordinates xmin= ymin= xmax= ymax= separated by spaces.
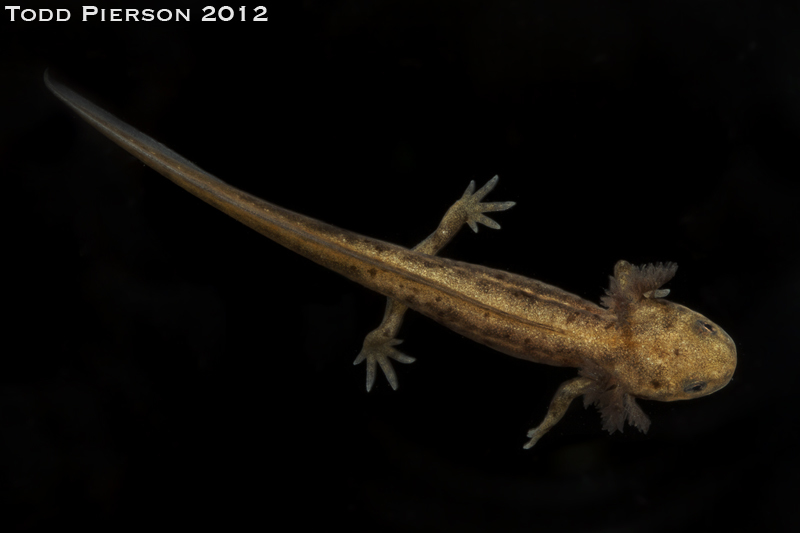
xmin=610 ymin=299 xmax=736 ymax=401
xmin=47 ymin=72 xmax=737 ymax=448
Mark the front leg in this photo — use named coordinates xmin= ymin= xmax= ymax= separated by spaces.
xmin=354 ymin=176 xmax=515 ymax=390
xmin=523 ymin=377 xmax=593 ymax=449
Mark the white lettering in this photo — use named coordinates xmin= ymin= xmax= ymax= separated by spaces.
xmin=218 ymin=6 xmax=233 ymax=21
xmin=42 ymin=6 xmax=187 ymax=23
xmin=82 ymin=6 xmax=97 ymax=21
xmin=5 ymin=6 xmax=20 ymax=21
xmin=21 ymin=9 xmax=35 ymax=21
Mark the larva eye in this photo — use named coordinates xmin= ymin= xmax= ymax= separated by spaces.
xmin=696 ymin=320 xmax=716 ymax=335
xmin=683 ymin=380 xmax=707 ymax=394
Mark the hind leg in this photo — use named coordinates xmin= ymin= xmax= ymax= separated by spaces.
xmin=353 ymin=176 xmax=515 ymax=390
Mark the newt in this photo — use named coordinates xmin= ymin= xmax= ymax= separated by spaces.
xmin=46 ymin=72 xmax=737 ymax=448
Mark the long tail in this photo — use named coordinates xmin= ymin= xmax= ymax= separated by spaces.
xmin=45 ymin=71 xmax=405 ymax=287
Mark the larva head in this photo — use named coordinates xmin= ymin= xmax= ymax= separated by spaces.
xmin=619 ymin=299 xmax=737 ymax=401
xmin=602 ymin=261 xmax=737 ymax=402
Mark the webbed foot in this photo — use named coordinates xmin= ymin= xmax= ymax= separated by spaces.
xmin=353 ymin=329 xmax=416 ymax=391
xmin=456 ymin=175 xmax=516 ymax=232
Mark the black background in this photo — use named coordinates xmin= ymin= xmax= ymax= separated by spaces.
xmin=2 ymin=1 xmax=798 ymax=531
